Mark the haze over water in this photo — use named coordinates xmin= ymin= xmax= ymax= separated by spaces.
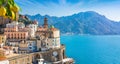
xmin=61 ymin=35 xmax=120 ymax=64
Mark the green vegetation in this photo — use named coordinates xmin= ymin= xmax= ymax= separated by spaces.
xmin=18 ymin=15 xmax=33 ymax=25
xmin=0 ymin=0 xmax=20 ymax=20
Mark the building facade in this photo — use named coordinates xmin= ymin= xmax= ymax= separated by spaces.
xmin=0 ymin=34 xmax=6 ymax=47
xmin=18 ymin=39 xmax=37 ymax=53
xmin=4 ymin=22 xmax=29 ymax=40
xmin=4 ymin=32 xmax=28 ymax=40
xmin=0 ymin=17 xmax=74 ymax=64
xmin=0 ymin=59 xmax=9 ymax=64
xmin=26 ymin=23 xmax=38 ymax=37
xmin=7 ymin=54 xmax=33 ymax=64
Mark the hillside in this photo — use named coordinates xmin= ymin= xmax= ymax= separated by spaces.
xmin=26 ymin=11 xmax=120 ymax=35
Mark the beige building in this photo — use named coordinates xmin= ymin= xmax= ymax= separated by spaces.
xmin=0 ymin=49 xmax=5 ymax=56
xmin=33 ymin=44 xmax=74 ymax=64
xmin=4 ymin=31 xmax=28 ymax=40
xmin=48 ymin=26 xmax=61 ymax=48
xmin=49 ymin=27 xmax=60 ymax=38
xmin=18 ymin=39 xmax=37 ymax=54
xmin=35 ymin=17 xmax=49 ymax=38
xmin=26 ymin=22 xmax=38 ymax=37
xmin=0 ymin=34 xmax=6 ymax=47
xmin=7 ymin=54 xmax=33 ymax=64
xmin=4 ymin=26 xmax=18 ymax=32
xmin=48 ymin=37 xmax=60 ymax=48
xmin=0 ymin=55 xmax=9 ymax=64
xmin=4 ymin=22 xmax=29 ymax=40
xmin=0 ymin=46 xmax=13 ymax=56
xmin=18 ymin=41 xmax=29 ymax=54
xmin=19 ymin=27 xmax=34 ymax=38
xmin=0 ymin=17 xmax=74 ymax=64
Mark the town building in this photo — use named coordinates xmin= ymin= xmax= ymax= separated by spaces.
xmin=0 ymin=34 xmax=6 ymax=48
xmin=18 ymin=22 xmax=25 ymax=28
xmin=7 ymin=54 xmax=33 ymax=64
xmin=35 ymin=18 xmax=48 ymax=38
xmin=6 ymin=22 xmax=19 ymax=28
xmin=18 ymin=40 xmax=29 ymax=54
xmin=0 ymin=46 xmax=13 ymax=56
xmin=4 ymin=22 xmax=29 ymax=40
xmin=4 ymin=31 xmax=28 ymax=40
xmin=0 ymin=17 xmax=74 ymax=64
xmin=26 ymin=21 xmax=38 ymax=37
xmin=26 ymin=39 xmax=37 ymax=52
xmin=0 ymin=56 xmax=9 ymax=64
xmin=48 ymin=25 xmax=61 ymax=48
xmin=43 ymin=17 xmax=48 ymax=29
xmin=18 ymin=39 xmax=37 ymax=54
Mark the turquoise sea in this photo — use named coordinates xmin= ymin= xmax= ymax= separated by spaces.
xmin=61 ymin=35 xmax=120 ymax=64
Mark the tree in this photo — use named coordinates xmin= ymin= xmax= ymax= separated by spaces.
xmin=0 ymin=0 xmax=21 ymax=21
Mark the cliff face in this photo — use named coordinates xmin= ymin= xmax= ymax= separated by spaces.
xmin=26 ymin=11 xmax=120 ymax=35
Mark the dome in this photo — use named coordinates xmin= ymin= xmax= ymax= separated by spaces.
xmin=50 ymin=25 xmax=54 ymax=28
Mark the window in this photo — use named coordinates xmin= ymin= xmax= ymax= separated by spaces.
xmin=27 ymin=58 xmax=29 ymax=61
xmin=24 ymin=33 xmax=26 ymax=36
xmin=29 ymin=43 xmax=32 ymax=46
xmin=8 ymin=34 xmax=10 ymax=36
xmin=29 ymin=47 xmax=32 ymax=49
xmin=15 ymin=61 xmax=17 ymax=64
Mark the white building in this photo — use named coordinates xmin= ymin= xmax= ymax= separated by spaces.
xmin=5 ymin=22 xmax=25 ymax=32
xmin=27 ymin=24 xmax=38 ymax=32
xmin=48 ymin=26 xmax=61 ymax=48
xmin=6 ymin=21 xmax=18 ymax=28
xmin=28 ymin=28 xmax=35 ymax=37
xmin=38 ymin=59 xmax=44 ymax=64
xmin=19 ymin=27 xmax=34 ymax=38
xmin=0 ymin=60 xmax=9 ymax=64
xmin=6 ymin=40 xmax=20 ymax=46
xmin=26 ymin=40 xmax=37 ymax=52
xmin=0 ymin=43 xmax=4 ymax=48
xmin=48 ymin=38 xmax=60 ymax=48
xmin=36 ymin=26 xmax=61 ymax=51
xmin=27 ymin=24 xmax=38 ymax=37
xmin=18 ymin=40 xmax=37 ymax=53
xmin=18 ymin=22 xmax=25 ymax=28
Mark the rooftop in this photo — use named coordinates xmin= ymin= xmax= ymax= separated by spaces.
xmin=6 ymin=53 xmax=20 ymax=59
xmin=0 ymin=34 xmax=5 ymax=36
xmin=50 ymin=28 xmax=58 ymax=31
xmin=0 ymin=55 xmax=7 ymax=61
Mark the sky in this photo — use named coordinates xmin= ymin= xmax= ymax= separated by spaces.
xmin=14 ymin=0 xmax=120 ymax=21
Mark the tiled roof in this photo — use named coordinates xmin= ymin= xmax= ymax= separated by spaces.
xmin=0 ymin=56 xmax=7 ymax=61
xmin=33 ymin=20 xmax=38 ymax=24
xmin=50 ymin=28 xmax=58 ymax=31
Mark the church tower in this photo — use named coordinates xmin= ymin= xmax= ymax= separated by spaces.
xmin=43 ymin=17 xmax=48 ymax=28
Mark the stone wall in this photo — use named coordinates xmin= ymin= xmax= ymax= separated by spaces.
xmin=8 ymin=54 xmax=33 ymax=64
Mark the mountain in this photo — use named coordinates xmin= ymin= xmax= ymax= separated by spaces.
xmin=26 ymin=11 xmax=120 ymax=35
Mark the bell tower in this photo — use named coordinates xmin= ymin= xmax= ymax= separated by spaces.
xmin=43 ymin=17 xmax=48 ymax=28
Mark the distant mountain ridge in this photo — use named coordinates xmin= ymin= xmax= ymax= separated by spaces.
xmin=26 ymin=11 xmax=120 ymax=35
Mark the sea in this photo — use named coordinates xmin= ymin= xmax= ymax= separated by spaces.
xmin=61 ymin=35 xmax=120 ymax=64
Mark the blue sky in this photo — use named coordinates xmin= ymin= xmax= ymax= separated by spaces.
xmin=15 ymin=0 xmax=120 ymax=21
